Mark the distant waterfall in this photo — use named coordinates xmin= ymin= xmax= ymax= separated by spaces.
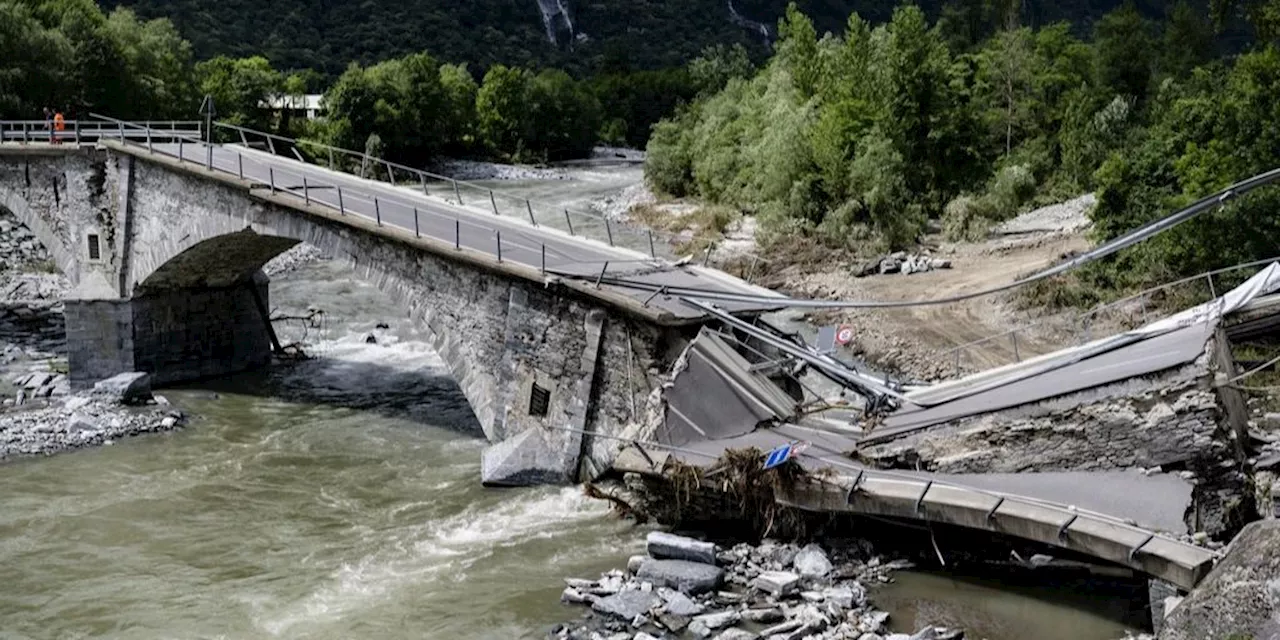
xmin=534 ymin=0 xmax=574 ymax=47
xmin=727 ymin=0 xmax=770 ymax=43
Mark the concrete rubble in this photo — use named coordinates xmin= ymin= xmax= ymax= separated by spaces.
xmin=858 ymin=252 xmax=952 ymax=278
xmin=549 ymin=532 xmax=959 ymax=640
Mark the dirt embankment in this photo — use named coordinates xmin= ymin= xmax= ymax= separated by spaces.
xmin=761 ymin=196 xmax=1106 ymax=382
xmin=775 ymin=232 xmax=1090 ymax=381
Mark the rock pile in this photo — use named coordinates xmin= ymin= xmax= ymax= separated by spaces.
xmin=0 ymin=218 xmax=59 ymax=271
xmin=0 ymin=372 xmax=185 ymax=460
xmin=551 ymin=532 xmax=959 ymax=640
xmin=857 ymin=253 xmax=952 ymax=278
xmin=8 ymin=369 xmax=70 ymax=404
xmin=994 ymin=194 xmax=1095 ymax=236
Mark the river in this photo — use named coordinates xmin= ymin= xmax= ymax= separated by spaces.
xmin=0 ymin=165 xmax=1141 ymax=640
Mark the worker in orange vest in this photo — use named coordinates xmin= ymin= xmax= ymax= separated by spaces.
xmin=52 ymin=110 xmax=65 ymax=144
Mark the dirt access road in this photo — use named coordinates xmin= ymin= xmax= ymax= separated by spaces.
xmin=780 ymin=231 xmax=1091 ymax=381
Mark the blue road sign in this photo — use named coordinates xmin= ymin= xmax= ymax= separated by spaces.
xmin=763 ymin=443 xmax=792 ymax=470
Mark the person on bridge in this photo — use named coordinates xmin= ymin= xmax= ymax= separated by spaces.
xmin=52 ymin=110 xmax=65 ymax=144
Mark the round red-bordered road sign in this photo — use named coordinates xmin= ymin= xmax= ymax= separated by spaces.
xmin=835 ymin=325 xmax=854 ymax=345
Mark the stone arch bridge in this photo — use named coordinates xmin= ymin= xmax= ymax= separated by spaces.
xmin=0 ymin=138 xmax=782 ymax=483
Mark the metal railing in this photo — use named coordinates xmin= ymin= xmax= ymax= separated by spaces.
xmin=211 ymin=121 xmax=769 ymax=276
xmin=61 ymin=116 xmax=676 ymax=285
xmin=933 ymin=258 xmax=1280 ymax=377
xmin=0 ymin=120 xmax=201 ymax=145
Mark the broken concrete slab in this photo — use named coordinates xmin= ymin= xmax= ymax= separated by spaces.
xmin=751 ymin=570 xmax=801 ymax=596
xmin=590 ymin=591 xmax=661 ymax=620
xmin=647 ymin=531 xmax=718 ymax=565
xmin=636 ymin=558 xmax=725 ymax=595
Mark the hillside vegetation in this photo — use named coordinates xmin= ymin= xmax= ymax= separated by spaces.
xmin=644 ymin=0 xmax=1280 ymax=300
xmin=95 ymin=0 xmax=1238 ymax=75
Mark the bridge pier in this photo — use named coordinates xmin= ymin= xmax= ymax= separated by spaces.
xmin=65 ymin=273 xmax=274 ymax=389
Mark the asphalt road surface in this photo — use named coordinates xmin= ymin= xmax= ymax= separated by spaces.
xmin=147 ymin=142 xmax=782 ymax=321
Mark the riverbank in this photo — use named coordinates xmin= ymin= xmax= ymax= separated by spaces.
xmin=553 ymin=532 xmax=941 ymax=640
xmin=0 ymin=373 xmax=185 ymax=459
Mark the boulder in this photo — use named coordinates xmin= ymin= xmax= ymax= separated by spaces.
xmin=480 ymin=428 xmax=574 ymax=487
xmin=751 ymin=570 xmax=801 ymax=596
xmin=92 ymin=372 xmax=152 ymax=405
xmin=1160 ymin=520 xmax=1280 ymax=640
xmin=647 ymin=531 xmax=718 ymax=565
xmin=636 ymin=559 xmax=725 ymax=595
xmin=793 ymin=543 xmax=833 ymax=578
xmin=591 ymin=591 xmax=661 ymax=621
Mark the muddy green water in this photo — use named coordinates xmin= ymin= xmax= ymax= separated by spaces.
xmin=0 ymin=170 xmax=1141 ymax=640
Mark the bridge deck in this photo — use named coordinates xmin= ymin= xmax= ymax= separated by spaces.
xmin=114 ymin=140 xmax=783 ymax=324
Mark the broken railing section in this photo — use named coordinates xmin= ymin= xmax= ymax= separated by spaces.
xmin=685 ymin=301 xmax=906 ymax=417
xmin=656 ymin=328 xmax=800 ymax=448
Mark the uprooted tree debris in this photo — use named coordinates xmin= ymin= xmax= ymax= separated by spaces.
xmin=588 ymin=447 xmax=834 ymax=540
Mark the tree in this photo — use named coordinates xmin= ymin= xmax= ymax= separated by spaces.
xmin=0 ymin=2 xmax=71 ymax=118
xmin=195 ymin=55 xmax=281 ymax=131
xmin=1161 ymin=1 xmax=1215 ymax=78
xmin=775 ymin=3 xmax=821 ymax=99
xmin=526 ymin=69 xmax=602 ymax=161
xmin=1211 ymin=0 xmax=1280 ymax=41
xmin=976 ymin=28 xmax=1036 ymax=154
xmin=688 ymin=43 xmax=754 ymax=95
xmin=439 ymin=63 xmax=478 ymax=153
xmin=104 ymin=8 xmax=197 ymax=118
xmin=1093 ymin=4 xmax=1157 ymax=104
xmin=475 ymin=64 xmax=533 ymax=158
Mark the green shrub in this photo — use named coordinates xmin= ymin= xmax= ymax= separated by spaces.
xmin=941 ymin=195 xmax=996 ymax=242
xmin=988 ymin=164 xmax=1037 ymax=217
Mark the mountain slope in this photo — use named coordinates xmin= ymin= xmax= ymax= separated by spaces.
xmin=100 ymin=0 xmax=1209 ymax=73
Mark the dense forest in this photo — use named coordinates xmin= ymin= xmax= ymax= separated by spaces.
xmin=0 ymin=0 xmax=710 ymax=157
xmin=96 ymin=0 xmax=1246 ymax=75
xmin=644 ymin=0 xmax=1280 ymax=297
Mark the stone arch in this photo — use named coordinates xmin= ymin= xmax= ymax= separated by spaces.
xmin=134 ymin=230 xmax=299 ymax=295
xmin=0 ymin=181 xmax=78 ymax=281
xmin=126 ymin=213 xmax=511 ymax=440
